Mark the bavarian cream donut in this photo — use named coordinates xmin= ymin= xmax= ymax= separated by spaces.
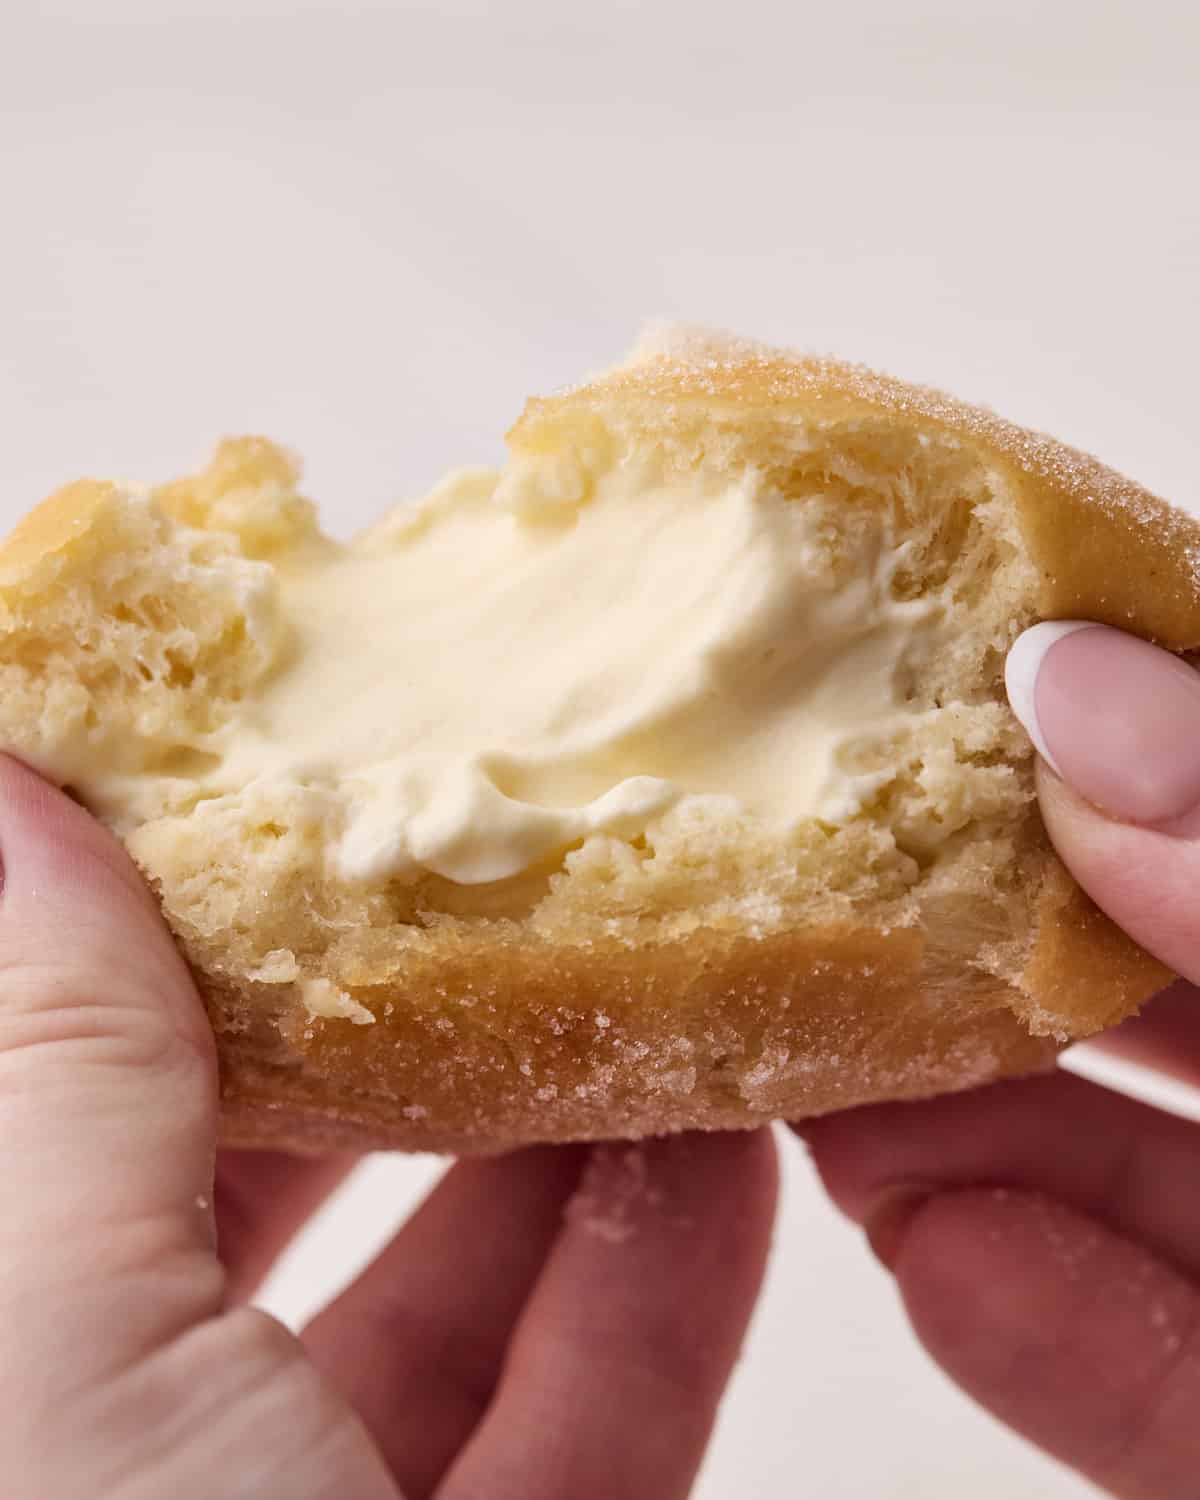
xmin=1 ymin=326 xmax=1194 ymax=1151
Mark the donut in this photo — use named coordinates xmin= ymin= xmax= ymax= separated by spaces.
xmin=1 ymin=326 xmax=1193 ymax=1151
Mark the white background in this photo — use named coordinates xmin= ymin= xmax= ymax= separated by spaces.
xmin=3 ymin=2 xmax=1200 ymax=1494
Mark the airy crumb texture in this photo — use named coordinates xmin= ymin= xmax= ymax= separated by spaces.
xmin=0 ymin=329 xmax=1194 ymax=1153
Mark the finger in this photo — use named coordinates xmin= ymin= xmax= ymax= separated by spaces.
xmin=302 ymin=1144 xmax=587 ymax=1499
xmin=439 ymin=1130 xmax=777 ymax=1500
xmin=0 ymin=760 xmax=408 ymax=1498
xmin=1006 ymin=622 xmax=1200 ymax=982
xmin=872 ymin=1187 xmax=1200 ymax=1499
xmin=802 ymin=1071 xmax=1200 ymax=1280
xmin=802 ymin=1075 xmax=1200 ymax=1497
xmin=215 ymin=1149 xmax=359 ymax=1302
xmin=1083 ymin=979 xmax=1200 ymax=1089
xmin=0 ymin=757 xmax=222 ymax=1389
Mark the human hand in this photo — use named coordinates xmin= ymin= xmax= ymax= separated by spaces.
xmin=0 ymin=755 xmax=776 ymax=1500
xmin=803 ymin=622 xmax=1200 ymax=1498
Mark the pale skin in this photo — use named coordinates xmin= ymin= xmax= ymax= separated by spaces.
xmin=5 ymin=620 xmax=1200 ymax=1497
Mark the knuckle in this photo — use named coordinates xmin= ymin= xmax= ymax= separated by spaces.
xmin=172 ymin=1310 xmax=378 ymax=1493
xmin=215 ymin=1305 xmax=307 ymax=1379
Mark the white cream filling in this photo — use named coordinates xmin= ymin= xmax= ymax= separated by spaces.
xmin=178 ymin=457 xmax=943 ymax=884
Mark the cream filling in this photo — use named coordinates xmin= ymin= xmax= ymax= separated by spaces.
xmin=170 ymin=458 xmax=942 ymax=885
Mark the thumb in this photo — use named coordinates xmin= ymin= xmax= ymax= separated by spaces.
xmin=1006 ymin=622 xmax=1200 ymax=982
xmin=0 ymin=755 xmax=221 ymax=1388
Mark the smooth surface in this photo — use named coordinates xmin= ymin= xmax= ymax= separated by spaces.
xmin=1034 ymin=626 xmax=1200 ymax=825
xmin=3 ymin=1 xmax=1199 ymax=1494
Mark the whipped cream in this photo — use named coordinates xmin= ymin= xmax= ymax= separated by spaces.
xmin=187 ymin=455 xmax=941 ymax=884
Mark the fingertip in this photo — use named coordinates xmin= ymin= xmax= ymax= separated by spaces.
xmin=1004 ymin=625 xmax=1200 ymax=997
xmin=566 ymin=1127 xmax=778 ymax=1260
xmin=1010 ymin=623 xmax=1200 ymax=826
xmin=0 ymin=753 xmax=163 ymax=925
xmin=441 ymin=1128 xmax=779 ymax=1500
xmin=885 ymin=1187 xmax=1200 ymax=1492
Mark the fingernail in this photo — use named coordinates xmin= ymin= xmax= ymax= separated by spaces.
xmin=864 ymin=1186 xmax=933 ymax=1271
xmin=1004 ymin=621 xmax=1098 ymax=776
xmin=1005 ymin=622 xmax=1200 ymax=825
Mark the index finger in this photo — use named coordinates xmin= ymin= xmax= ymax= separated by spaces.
xmin=439 ymin=1129 xmax=777 ymax=1500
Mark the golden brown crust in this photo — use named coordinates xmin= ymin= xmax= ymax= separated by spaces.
xmin=212 ymin=833 xmax=1168 ymax=1153
xmin=213 ymin=924 xmax=1064 ymax=1154
xmin=0 ymin=480 xmax=121 ymax=590
xmin=516 ymin=327 xmax=1200 ymax=642
xmin=4 ymin=330 xmax=1197 ymax=1153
